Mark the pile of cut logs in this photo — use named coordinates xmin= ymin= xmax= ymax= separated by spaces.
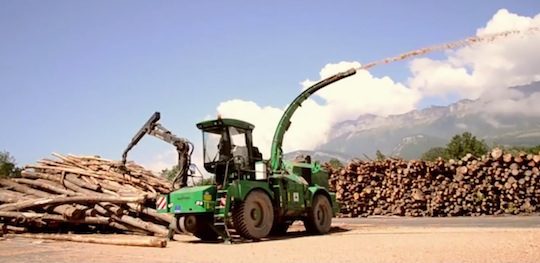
xmin=329 ymin=148 xmax=540 ymax=217
xmin=0 ymin=153 xmax=174 ymax=246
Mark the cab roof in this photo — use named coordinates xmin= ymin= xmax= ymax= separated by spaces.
xmin=196 ymin=118 xmax=255 ymax=131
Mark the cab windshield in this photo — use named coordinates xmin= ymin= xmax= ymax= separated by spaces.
xmin=202 ymin=126 xmax=248 ymax=164
xmin=203 ymin=128 xmax=225 ymax=163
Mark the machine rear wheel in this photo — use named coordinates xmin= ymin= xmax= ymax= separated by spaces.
xmin=233 ymin=190 xmax=274 ymax=240
xmin=304 ymin=194 xmax=332 ymax=234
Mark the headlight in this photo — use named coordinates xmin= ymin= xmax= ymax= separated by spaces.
xmin=195 ymin=200 xmax=204 ymax=206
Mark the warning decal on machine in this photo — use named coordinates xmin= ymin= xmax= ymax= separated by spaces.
xmin=156 ymin=196 xmax=167 ymax=210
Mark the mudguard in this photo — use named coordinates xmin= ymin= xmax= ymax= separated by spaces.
xmin=227 ymin=180 xmax=274 ymax=201
xmin=307 ymin=186 xmax=339 ymax=215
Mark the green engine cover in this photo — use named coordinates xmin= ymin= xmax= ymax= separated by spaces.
xmin=167 ymin=185 xmax=217 ymax=214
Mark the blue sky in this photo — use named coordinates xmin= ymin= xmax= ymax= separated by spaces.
xmin=1 ymin=1 xmax=539 ymax=168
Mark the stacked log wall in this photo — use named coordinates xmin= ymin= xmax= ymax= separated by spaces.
xmin=329 ymin=149 xmax=540 ymax=217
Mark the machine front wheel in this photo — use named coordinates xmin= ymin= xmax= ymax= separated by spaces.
xmin=269 ymin=221 xmax=290 ymax=236
xmin=304 ymin=194 xmax=332 ymax=234
xmin=193 ymin=225 xmax=218 ymax=241
xmin=176 ymin=214 xmax=218 ymax=241
xmin=233 ymin=190 xmax=274 ymax=240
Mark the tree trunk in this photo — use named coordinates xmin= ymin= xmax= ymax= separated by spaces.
xmin=6 ymin=233 xmax=167 ymax=248
xmin=0 ymin=196 xmax=145 ymax=212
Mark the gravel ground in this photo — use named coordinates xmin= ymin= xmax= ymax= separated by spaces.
xmin=1 ymin=218 xmax=539 ymax=263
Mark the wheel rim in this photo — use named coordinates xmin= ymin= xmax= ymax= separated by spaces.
xmin=249 ymin=203 xmax=264 ymax=227
xmin=178 ymin=215 xmax=198 ymax=233
xmin=316 ymin=206 xmax=327 ymax=226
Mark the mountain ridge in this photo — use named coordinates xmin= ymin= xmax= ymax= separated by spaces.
xmin=316 ymin=81 xmax=540 ymax=160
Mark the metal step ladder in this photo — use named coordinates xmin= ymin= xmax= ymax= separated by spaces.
xmin=211 ymin=189 xmax=238 ymax=243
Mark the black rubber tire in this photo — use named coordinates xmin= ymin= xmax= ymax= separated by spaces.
xmin=194 ymin=215 xmax=218 ymax=241
xmin=193 ymin=225 xmax=218 ymax=241
xmin=304 ymin=194 xmax=332 ymax=234
xmin=178 ymin=215 xmax=198 ymax=233
xmin=232 ymin=190 xmax=274 ymax=240
xmin=269 ymin=222 xmax=290 ymax=236
xmin=176 ymin=215 xmax=218 ymax=241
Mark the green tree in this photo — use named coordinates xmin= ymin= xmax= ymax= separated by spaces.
xmin=160 ymin=165 xmax=180 ymax=182
xmin=195 ymin=177 xmax=215 ymax=186
xmin=505 ymin=144 xmax=540 ymax=154
xmin=421 ymin=147 xmax=447 ymax=161
xmin=160 ymin=164 xmax=214 ymax=186
xmin=445 ymin=132 xmax=488 ymax=159
xmin=0 ymin=151 xmax=20 ymax=178
xmin=328 ymin=158 xmax=344 ymax=169
xmin=528 ymin=145 xmax=540 ymax=154
xmin=375 ymin=150 xmax=386 ymax=161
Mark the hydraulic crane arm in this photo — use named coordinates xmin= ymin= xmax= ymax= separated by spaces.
xmin=269 ymin=68 xmax=357 ymax=172
xmin=122 ymin=112 xmax=193 ymax=188
xmin=122 ymin=112 xmax=161 ymax=164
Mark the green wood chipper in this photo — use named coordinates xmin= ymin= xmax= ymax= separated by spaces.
xmin=122 ymin=69 xmax=356 ymax=242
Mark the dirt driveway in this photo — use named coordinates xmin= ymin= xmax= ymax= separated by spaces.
xmin=1 ymin=217 xmax=539 ymax=263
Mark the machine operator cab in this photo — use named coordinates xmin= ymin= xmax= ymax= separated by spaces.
xmin=196 ymin=118 xmax=263 ymax=186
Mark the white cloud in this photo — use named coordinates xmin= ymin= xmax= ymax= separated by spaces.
xmin=139 ymin=148 xmax=177 ymax=173
xmin=213 ymin=9 xmax=540 ymax=158
xmin=477 ymin=9 xmax=534 ymax=35
xmin=217 ymin=62 xmax=420 ymax=158
xmin=408 ymin=9 xmax=540 ymax=103
xmin=476 ymin=91 xmax=540 ymax=117
xmin=216 ymin=100 xmax=282 ymax=157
